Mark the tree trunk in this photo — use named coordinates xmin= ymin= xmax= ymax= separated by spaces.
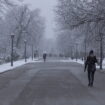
xmin=84 ymin=39 xmax=87 ymax=61
xmin=100 ymin=38 xmax=103 ymax=70
xmin=32 ymin=45 xmax=34 ymax=60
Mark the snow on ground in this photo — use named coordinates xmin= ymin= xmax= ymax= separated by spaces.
xmin=60 ymin=59 xmax=84 ymax=64
xmin=75 ymin=59 xmax=105 ymax=70
xmin=70 ymin=59 xmax=84 ymax=65
xmin=0 ymin=58 xmax=41 ymax=73
xmin=61 ymin=58 xmax=105 ymax=71
xmin=0 ymin=57 xmax=105 ymax=74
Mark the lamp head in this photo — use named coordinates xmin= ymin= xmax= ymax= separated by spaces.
xmin=11 ymin=33 xmax=15 ymax=38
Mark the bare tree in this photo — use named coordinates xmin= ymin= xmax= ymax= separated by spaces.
xmin=0 ymin=4 xmax=45 ymax=60
xmin=0 ymin=0 xmax=21 ymax=18
xmin=56 ymin=0 xmax=105 ymax=69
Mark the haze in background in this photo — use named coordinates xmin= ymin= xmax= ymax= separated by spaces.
xmin=23 ymin=0 xmax=57 ymax=39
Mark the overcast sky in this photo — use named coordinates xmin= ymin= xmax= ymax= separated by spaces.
xmin=23 ymin=0 xmax=57 ymax=39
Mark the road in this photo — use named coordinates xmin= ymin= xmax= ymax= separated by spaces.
xmin=0 ymin=59 xmax=105 ymax=105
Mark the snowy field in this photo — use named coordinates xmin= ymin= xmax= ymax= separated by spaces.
xmin=0 ymin=58 xmax=41 ymax=73
xmin=60 ymin=59 xmax=84 ymax=64
xmin=0 ymin=58 xmax=105 ymax=74
xmin=60 ymin=58 xmax=105 ymax=71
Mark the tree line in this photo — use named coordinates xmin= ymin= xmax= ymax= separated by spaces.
xmin=0 ymin=0 xmax=45 ymax=63
xmin=56 ymin=0 xmax=105 ymax=69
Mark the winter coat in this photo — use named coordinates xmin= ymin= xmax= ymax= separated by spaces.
xmin=43 ymin=53 xmax=47 ymax=59
xmin=85 ymin=56 xmax=98 ymax=72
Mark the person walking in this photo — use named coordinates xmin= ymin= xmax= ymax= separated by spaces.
xmin=43 ymin=52 xmax=47 ymax=62
xmin=84 ymin=50 xmax=98 ymax=87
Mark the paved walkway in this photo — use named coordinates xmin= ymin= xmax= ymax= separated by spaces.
xmin=0 ymin=61 xmax=105 ymax=105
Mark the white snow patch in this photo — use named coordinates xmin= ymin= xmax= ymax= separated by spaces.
xmin=60 ymin=59 xmax=84 ymax=64
xmin=0 ymin=58 xmax=40 ymax=73
xmin=60 ymin=58 xmax=105 ymax=70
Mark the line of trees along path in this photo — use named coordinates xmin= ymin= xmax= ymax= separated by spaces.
xmin=56 ymin=0 xmax=105 ymax=69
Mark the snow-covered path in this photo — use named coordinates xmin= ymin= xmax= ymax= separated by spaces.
xmin=61 ymin=58 xmax=105 ymax=71
xmin=0 ymin=58 xmax=41 ymax=73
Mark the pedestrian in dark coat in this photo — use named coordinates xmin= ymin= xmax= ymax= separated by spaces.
xmin=84 ymin=50 xmax=98 ymax=87
xmin=43 ymin=53 xmax=47 ymax=62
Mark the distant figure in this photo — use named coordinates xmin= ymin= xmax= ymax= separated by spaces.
xmin=84 ymin=50 xmax=98 ymax=87
xmin=34 ymin=53 xmax=36 ymax=58
xmin=82 ymin=57 xmax=84 ymax=61
xmin=43 ymin=52 xmax=47 ymax=62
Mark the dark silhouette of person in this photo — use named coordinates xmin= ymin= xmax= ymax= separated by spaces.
xmin=43 ymin=53 xmax=47 ymax=62
xmin=34 ymin=53 xmax=36 ymax=58
xmin=84 ymin=50 xmax=98 ymax=87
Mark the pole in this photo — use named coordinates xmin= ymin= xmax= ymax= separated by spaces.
xmin=84 ymin=38 xmax=87 ymax=61
xmin=32 ymin=44 xmax=34 ymax=60
xmin=100 ymin=38 xmax=103 ymax=70
xmin=71 ymin=46 xmax=73 ymax=59
xmin=24 ymin=41 xmax=27 ymax=62
xmin=76 ymin=43 xmax=78 ymax=61
xmin=11 ymin=37 xmax=14 ymax=66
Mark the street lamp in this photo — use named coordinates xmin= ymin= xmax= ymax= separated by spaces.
xmin=24 ymin=40 xmax=27 ymax=62
xmin=11 ymin=33 xmax=15 ymax=66
xmin=70 ymin=46 xmax=73 ymax=59
xmin=32 ymin=44 xmax=34 ymax=60
xmin=75 ymin=43 xmax=78 ymax=61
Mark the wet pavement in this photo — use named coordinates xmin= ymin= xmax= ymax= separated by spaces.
xmin=0 ymin=60 xmax=105 ymax=105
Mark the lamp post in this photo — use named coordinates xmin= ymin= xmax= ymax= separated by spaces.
xmin=11 ymin=33 xmax=15 ymax=66
xmin=70 ymin=46 xmax=73 ymax=59
xmin=32 ymin=44 xmax=34 ymax=60
xmin=75 ymin=43 xmax=78 ymax=61
xmin=24 ymin=40 xmax=27 ymax=62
